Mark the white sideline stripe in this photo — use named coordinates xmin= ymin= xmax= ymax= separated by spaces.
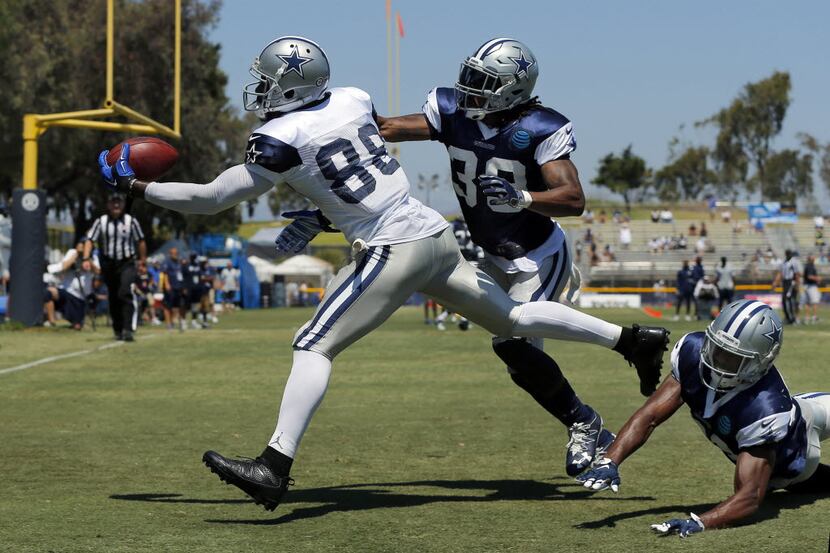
xmin=0 ymin=334 xmax=159 ymax=376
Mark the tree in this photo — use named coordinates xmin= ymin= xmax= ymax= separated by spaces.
xmin=0 ymin=0 xmax=250 ymax=246
xmin=699 ymin=71 xmax=791 ymax=200
xmin=760 ymin=149 xmax=813 ymax=203
xmin=799 ymin=133 xmax=830 ymax=196
xmin=592 ymin=145 xmax=649 ymax=212
xmin=654 ymin=141 xmax=715 ymax=202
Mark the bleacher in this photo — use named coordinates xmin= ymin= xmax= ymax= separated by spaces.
xmin=558 ymin=214 xmax=829 ymax=287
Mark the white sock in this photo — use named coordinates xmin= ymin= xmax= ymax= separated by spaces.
xmin=510 ymin=302 xmax=622 ymax=348
xmin=268 ymin=350 xmax=332 ymax=459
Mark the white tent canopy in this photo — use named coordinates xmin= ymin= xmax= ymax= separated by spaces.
xmin=247 ymin=254 xmax=334 ymax=285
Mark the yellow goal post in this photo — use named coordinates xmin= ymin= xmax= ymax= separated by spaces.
xmin=21 ymin=0 xmax=182 ymax=190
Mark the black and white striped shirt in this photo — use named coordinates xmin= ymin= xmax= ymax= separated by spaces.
xmin=86 ymin=214 xmax=144 ymax=261
xmin=780 ymin=258 xmax=801 ymax=281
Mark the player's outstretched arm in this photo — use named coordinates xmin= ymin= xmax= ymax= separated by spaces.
xmin=99 ymin=145 xmax=279 ymax=216
xmin=376 ymin=113 xmax=433 ymax=142
xmin=651 ymin=445 xmax=775 ymax=537
xmin=526 ymin=159 xmax=586 ymax=218
xmin=700 ymin=446 xmax=775 ymax=529
xmin=579 ymin=376 xmax=684 ymax=491
xmin=606 ymin=376 xmax=684 ymax=465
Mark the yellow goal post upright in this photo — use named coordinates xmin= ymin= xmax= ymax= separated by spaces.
xmin=10 ymin=0 xmax=182 ymax=326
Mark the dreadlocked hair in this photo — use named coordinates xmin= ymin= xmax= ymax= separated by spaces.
xmin=486 ymin=96 xmax=542 ymax=127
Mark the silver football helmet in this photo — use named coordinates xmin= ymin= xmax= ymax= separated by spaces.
xmin=699 ymin=300 xmax=783 ymax=391
xmin=455 ymin=38 xmax=539 ymax=120
xmin=243 ymin=36 xmax=330 ymax=118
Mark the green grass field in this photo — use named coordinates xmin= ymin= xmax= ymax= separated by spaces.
xmin=1 ymin=308 xmax=827 ymax=552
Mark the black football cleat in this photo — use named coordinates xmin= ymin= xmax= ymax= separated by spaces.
xmin=202 ymin=450 xmax=293 ymax=512
xmin=620 ymin=325 xmax=670 ymax=396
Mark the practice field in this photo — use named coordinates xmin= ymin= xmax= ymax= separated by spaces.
xmin=1 ymin=308 xmax=827 ymax=552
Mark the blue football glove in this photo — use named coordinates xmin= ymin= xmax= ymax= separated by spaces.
xmin=275 ymin=209 xmax=337 ymax=255
xmin=479 ymin=175 xmax=531 ymax=211
xmin=98 ymin=143 xmax=136 ymax=193
xmin=650 ymin=513 xmax=705 ymax=538
xmin=576 ymin=457 xmax=620 ymax=492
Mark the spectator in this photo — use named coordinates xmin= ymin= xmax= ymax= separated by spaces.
xmin=803 ymin=254 xmax=821 ymax=324
xmin=694 ymin=275 xmax=719 ymax=320
xmin=598 ymin=209 xmax=607 ymax=224
xmin=200 ymin=256 xmax=219 ymax=325
xmin=574 ymin=240 xmax=583 ymax=263
xmin=298 ymin=281 xmax=309 ymax=306
xmin=220 ymin=261 xmax=240 ymax=311
xmin=754 ymin=219 xmax=765 ymax=233
xmin=582 ymin=209 xmax=594 ymax=224
xmin=673 ymin=260 xmax=695 ymax=321
xmin=677 ymin=233 xmax=688 ymax=250
xmin=133 ymin=260 xmax=157 ymax=326
xmin=660 ymin=208 xmax=674 ymax=223
xmin=43 ymin=243 xmax=99 ymax=330
xmin=688 ymin=223 xmax=697 ymax=236
xmin=602 ymin=244 xmax=616 ymax=262
xmin=583 ymin=227 xmax=594 ymax=245
xmin=650 ymin=210 xmax=660 ymax=223
xmin=589 ymin=243 xmax=600 ymax=266
xmin=619 ymin=222 xmax=632 ymax=250
xmin=715 ymin=256 xmax=735 ymax=309
xmin=691 ymin=256 xmax=705 ymax=318
xmin=695 ymin=236 xmax=708 ymax=254
xmin=700 ymin=222 xmax=708 ymax=238
xmin=612 ymin=209 xmax=622 ymax=224
xmin=814 ymin=215 xmax=825 ymax=230
xmin=721 ymin=209 xmax=732 ymax=223
xmin=707 ymin=195 xmax=717 ymax=220
xmin=771 ymin=249 xmax=801 ymax=324
xmin=161 ymin=247 xmax=187 ymax=331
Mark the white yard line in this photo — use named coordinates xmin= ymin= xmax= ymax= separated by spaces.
xmin=0 ymin=334 xmax=159 ymax=376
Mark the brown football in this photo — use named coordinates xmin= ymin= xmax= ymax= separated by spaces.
xmin=106 ymin=136 xmax=179 ymax=181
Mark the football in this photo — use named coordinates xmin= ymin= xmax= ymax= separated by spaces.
xmin=105 ymin=136 xmax=179 ymax=181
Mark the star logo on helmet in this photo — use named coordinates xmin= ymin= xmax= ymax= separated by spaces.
xmin=763 ymin=320 xmax=782 ymax=343
xmin=278 ymin=46 xmax=313 ymax=78
xmin=508 ymin=50 xmax=534 ymax=77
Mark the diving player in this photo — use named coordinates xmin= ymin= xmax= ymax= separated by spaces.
xmin=577 ymin=299 xmax=830 ymax=537
xmin=378 ymin=38 xmax=621 ymax=475
xmin=97 ymin=36 xmax=668 ymax=512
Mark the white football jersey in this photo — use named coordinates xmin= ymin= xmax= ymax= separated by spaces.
xmin=245 ymin=87 xmax=447 ymax=246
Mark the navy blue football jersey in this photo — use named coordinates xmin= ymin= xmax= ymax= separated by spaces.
xmin=423 ymin=87 xmax=575 ymax=260
xmin=670 ymin=332 xmax=808 ymax=481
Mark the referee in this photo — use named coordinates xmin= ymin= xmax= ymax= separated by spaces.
xmin=82 ymin=193 xmax=146 ymax=341
xmin=772 ymin=249 xmax=801 ymax=324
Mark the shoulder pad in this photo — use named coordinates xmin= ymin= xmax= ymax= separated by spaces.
xmin=521 ymin=106 xmax=571 ymax=139
xmin=671 ymin=332 xmax=705 ymax=381
xmin=245 ymin=133 xmax=302 ymax=174
xmin=434 ymin=87 xmax=458 ymax=116
xmin=736 ymin=404 xmax=795 ymax=448
xmin=337 ymin=86 xmax=372 ymax=106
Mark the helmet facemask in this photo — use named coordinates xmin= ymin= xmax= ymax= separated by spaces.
xmin=699 ymin=327 xmax=778 ymax=392
xmin=455 ymin=57 xmax=516 ymax=121
xmin=243 ymin=59 xmax=289 ymax=118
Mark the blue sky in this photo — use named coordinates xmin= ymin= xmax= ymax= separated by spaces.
xmin=210 ymin=0 xmax=830 ymax=216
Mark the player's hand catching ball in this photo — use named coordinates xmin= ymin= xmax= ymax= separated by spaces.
xmin=98 ymin=144 xmax=137 ymax=194
xmin=479 ymin=175 xmax=531 ymax=211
